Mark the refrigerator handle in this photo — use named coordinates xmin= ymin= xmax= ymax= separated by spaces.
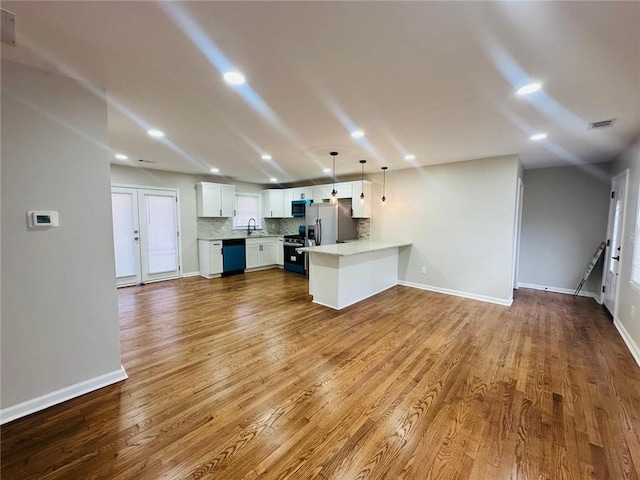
xmin=317 ymin=218 xmax=322 ymax=246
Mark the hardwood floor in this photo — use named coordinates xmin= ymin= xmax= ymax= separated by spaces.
xmin=2 ymin=269 xmax=640 ymax=479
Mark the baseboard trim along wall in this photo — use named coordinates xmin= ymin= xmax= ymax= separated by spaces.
xmin=181 ymin=271 xmax=201 ymax=278
xmin=398 ymin=281 xmax=513 ymax=307
xmin=0 ymin=365 xmax=128 ymax=425
xmin=614 ymin=318 xmax=640 ymax=368
xmin=518 ymin=282 xmax=599 ymax=300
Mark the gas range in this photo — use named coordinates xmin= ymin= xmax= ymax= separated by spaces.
xmin=283 ymin=234 xmax=306 ymax=274
xmin=283 ymin=234 xmax=306 ymax=247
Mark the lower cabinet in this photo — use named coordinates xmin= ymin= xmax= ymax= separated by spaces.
xmin=276 ymin=237 xmax=284 ymax=267
xmin=245 ymin=237 xmax=277 ymax=270
xmin=198 ymin=240 xmax=223 ymax=278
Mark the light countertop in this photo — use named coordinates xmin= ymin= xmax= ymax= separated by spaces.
xmin=198 ymin=235 xmax=282 ymax=241
xmin=297 ymin=240 xmax=411 ymax=257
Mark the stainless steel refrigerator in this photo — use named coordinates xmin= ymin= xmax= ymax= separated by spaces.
xmin=305 ymin=199 xmax=358 ymax=246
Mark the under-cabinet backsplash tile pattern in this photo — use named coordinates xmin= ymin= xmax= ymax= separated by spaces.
xmin=357 ymin=218 xmax=371 ymax=239
xmin=197 ymin=217 xmax=305 ymax=239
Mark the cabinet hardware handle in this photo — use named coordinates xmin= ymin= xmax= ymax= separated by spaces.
xmin=219 ymin=209 xmax=222 ymax=216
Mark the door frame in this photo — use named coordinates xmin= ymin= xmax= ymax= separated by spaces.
xmin=111 ymin=183 xmax=183 ymax=286
xmin=512 ymin=178 xmax=524 ymax=290
xmin=601 ymin=169 xmax=629 ymax=316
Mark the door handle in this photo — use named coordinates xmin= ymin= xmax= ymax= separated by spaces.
xmin=612 ymin=256 xmax=620 ymax=261
xmin=134 ymin=237 xmax=139 ymax=241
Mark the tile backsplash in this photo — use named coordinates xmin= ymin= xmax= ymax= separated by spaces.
xmin=197 ymin=217 xmax=305 ymax=239
xmin=198 ymin=216 xmax=369 ymax=239
xmin=357 ymin=218 xmax=371 ymax=239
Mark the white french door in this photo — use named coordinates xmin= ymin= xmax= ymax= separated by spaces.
xmin=111 ymin=186 xmax=181 ymax=287
xmin=602 ymin=170 xmax=628 ymax=315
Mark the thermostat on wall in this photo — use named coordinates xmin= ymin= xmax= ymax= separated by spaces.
xmin=27 ymin=211 xmax=59 ymax=228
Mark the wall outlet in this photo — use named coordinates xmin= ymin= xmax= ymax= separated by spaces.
xmin=632 ymin=306 xmax=635 ymax=320
xmin=420 ymin=266 xmax=427 ymax=274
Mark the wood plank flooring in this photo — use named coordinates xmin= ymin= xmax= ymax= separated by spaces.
xmin=2 ymin=269 xmax=640 ymax=479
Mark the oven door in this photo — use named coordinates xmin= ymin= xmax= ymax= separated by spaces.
xmin=283 ymin=244 xmax=305 ymax=274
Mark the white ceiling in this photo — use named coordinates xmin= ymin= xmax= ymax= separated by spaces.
xmin=2 ymin=1 xmax=639 ymax=184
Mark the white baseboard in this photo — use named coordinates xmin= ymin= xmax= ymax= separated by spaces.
xmin=0 ymin=365 xmax=128 ymax=425
xmin=398 ymin=281 xmax=513 ymax=306
xmin=613 ymin=318 xmax=640 ymax=368
xmin=518 ymin=282 xmax=598 ymax=299
xmin=181 ymin=271 xmax=201 ymax=278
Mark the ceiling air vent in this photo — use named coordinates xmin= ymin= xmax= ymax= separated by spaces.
xmin=1 ymin=9 xmax=16 ymax=46
xmin=138 ymin=159 xmax=158 ymax=164
xmin=588 ymin=118 xmax=616 ymax=130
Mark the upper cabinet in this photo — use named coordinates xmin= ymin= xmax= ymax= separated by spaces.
xmin=351 ymin=180 xmax=372 ymax=218
xmin=262 ymin=181 xmax=372 ymax=218
xmin=197 ymin=182 xmax=236 ymax=217
xmin=263 ymin=189 xmax=285 ymax=218
xmin=282 ymin=189 xmax=294 ymax=218
xmin=291 ymin=187 xmax=313 ymax=201
xmin=312 ymin=183 xmax=352 ymax=203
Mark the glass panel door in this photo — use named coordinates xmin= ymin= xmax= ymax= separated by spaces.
xmin=138 ymin=189 xmax=180 ymax=282
xmin=111 ymin=187 xmax=141 ymax=287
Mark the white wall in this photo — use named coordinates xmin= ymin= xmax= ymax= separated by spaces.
xmin=611 ymin=137 xmax=640 ymax=364
xmin=518 ymin=163 xmax=611 ymax=296
xmin=369 ymin=155 xmax=520 ymax=304
xmin=1 ymin=61 xmax=124 ymax=420
xmin=109 ymin=165 xmax=263 ymax=275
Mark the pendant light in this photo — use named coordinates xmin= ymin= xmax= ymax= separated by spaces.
xmin=359 ymin=160 xmax=366 ymax=204
xmin=330 ymin=151 xmax=338 ymax=204
xmin=381 ymin=166 xmax=388 ymax=205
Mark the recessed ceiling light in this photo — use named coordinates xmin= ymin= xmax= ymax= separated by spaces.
xmin=323 ymin=168 xmax=331 ymax=173
xmin=223 ymin=71 xmax=246 ymax=85
xmin=147 ymin=129 xmax=165 ymax=138
xmin=210 ymin=167 xmax=220 ymax=173
xmin=115 ymin=153 xmax=128 ymax=160
xmin=261 ymin=154 xmax=272 ymax=160
xmin=351 ymin=130 xmax=365 ymax=138
xmin=530 ymin=133 xmax=547 ymax=141
xmin=270 ymin=177 xmax=278 ymax=183
xmin=404 ymin=154 xmax=416 ymax=161
xmin=517 ymin=83 xmax=542 ymax=95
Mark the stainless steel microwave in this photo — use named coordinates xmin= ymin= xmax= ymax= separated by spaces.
xmin=291 ymin=199 xmax=313 ymax=217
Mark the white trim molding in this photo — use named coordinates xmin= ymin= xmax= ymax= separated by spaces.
xmin=398 ymin=281 xmax=513 ymax=306
xmin=181 ymin=271 xmax=201 ymax=278
xmin=518 ymin=282 xmax=599 ymax=300
xmin=0 ymin=365 xmax=128 ymax=425
xmin=614 ymin=318 xmax=640 ymax=367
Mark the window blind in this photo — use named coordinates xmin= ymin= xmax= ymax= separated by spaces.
xmin=234 ymin=194 xmax=261 ymax=229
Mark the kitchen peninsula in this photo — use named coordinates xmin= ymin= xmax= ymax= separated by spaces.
xmin=298 ymin=240 xmax=411 ymax=310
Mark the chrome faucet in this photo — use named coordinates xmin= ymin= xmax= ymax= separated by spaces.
xmin=247 ymin=217 xmax=256 ymax=236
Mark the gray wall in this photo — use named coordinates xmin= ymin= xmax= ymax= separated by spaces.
xmin=109 ymin=165 xmax=263 ymax=274
xmin=611 ymin=137 xmax=640 ymax=358
xmin=368 ymin=155 xmax=520 ymax=304
xmin=518 ymin=163 xmax=611 ymax=294
xmin=1 ymin=61 xmax=122 ymax=409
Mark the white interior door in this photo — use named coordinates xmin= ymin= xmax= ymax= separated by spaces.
xmin=138 ymin=189 xmax=181 ymax=283
xmin=111 ymin=187 xmax=141 ymax=287
xmin=111 ymin=186 xmax=181 ymax=287
xmin=512 ymin=178 xmax=524 ymax=290
xmin=603 ymin=170 xmax=628 ymax=315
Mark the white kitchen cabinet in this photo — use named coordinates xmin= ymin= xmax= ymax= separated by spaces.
xmin=276 ymin=236 xmax=284 ymax=267
xmin=312 ymin=182 xmax=352 ymax=203
xmin=198 ymin=239 xmax=223 ymax=278
xmin=351 ymin=180 xmax=372 ymax=218
xmin=282 ymin=189 xmax=294 ymax=218
xmin=292 ymin=187 xmax=313 ymax=201
xmin=245 ymin=237 xmax=278 ymax=270
xmin=245 ymin=243 xmax=262 ymax=269
xmin=263 ymin=189 xmax=284 ymax=218
xmin=196 ymin=182 xmax=236 ymax=217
